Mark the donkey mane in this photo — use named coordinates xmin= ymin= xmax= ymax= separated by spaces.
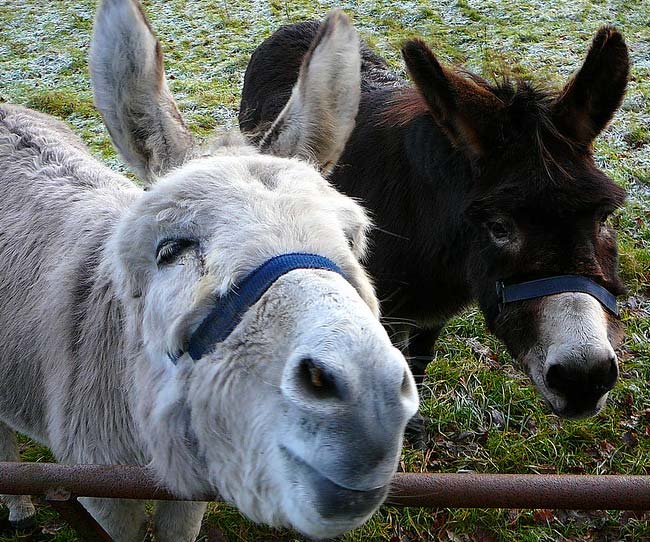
xmin=384 ymin=77 xmax=625 ymax=213
xmin=385 ymin=75 xmax=563 ymax=151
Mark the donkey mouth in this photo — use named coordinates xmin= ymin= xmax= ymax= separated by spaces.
xmin=280 ymin=445 xmax=388 ymax=520
xmin=549 ymin=397 xmax=606 ymax=420
xmin=540 ymin=388 xmax=607 ymax=419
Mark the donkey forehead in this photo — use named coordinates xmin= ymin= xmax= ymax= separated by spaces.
xmin=133 ymin=154 xmax=354 ymax=245
xmin=159 ymin=154 xmax=329 ymax=196
xmin=140 ymin=154 xmax=335 ymax=224
xmin=474 ymin=162 xmax=625 ymax=218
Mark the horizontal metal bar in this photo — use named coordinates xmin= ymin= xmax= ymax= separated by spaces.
xmin=1 ymin=462 xmax=649 ymax=510
xmin=387 ymin=473 xmax=650 ymax=510
xmin=0 ymin=463 xmax=179 ymax=501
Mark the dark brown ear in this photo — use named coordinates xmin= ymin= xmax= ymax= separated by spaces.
xmin=401 ymin=39 xmax=504 ymax=157
xmin=553 ymin=26 xmax=629 ymax=145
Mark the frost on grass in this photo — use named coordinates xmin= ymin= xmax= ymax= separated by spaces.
xmin=1 ymin=1 xmax=649 ymax=541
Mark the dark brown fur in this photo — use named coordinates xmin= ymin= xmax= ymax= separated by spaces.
xmin=239 ymin=23 xmax=629 ymax=417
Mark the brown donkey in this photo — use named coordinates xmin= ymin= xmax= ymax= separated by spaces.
xmin=239 ymin=24 xmax=629 ymax=438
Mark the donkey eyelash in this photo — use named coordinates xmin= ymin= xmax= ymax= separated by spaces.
xmin=600 ymin=210 xmax=614 ymax=223
xmin=156 ymin=238 xmax=198 ymax=266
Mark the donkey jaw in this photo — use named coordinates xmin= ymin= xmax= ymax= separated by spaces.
xmin=278 ymin=446 xmax=389 ymax=538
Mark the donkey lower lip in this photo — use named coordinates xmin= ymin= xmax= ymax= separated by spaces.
xmin=280 ymin=446 xmax=388 ymax=518
xmin=536 ymin=390 xmax=600 ymax=420
xmin=551 ymin=403 xmax=603 ymax=420
xmin=544 ymin=393 xmax=605 ymax=419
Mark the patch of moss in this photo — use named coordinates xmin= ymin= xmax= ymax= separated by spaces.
xmin=624 ymin=121 xmax=650 ymax=148
xmin=619 ymin=244 xmax=650 ymax=295
xmin=8 ymin=40 xmax=29 ymax=57
xmin=58 ymin=56 xmax=88 ymax=78
xmin=456 ymin=0 xmax=482 ymax=22
xmin=25 ymin=90 xmax=95 ymax=120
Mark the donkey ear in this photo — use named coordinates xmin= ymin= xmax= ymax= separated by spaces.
xmin=90 ymin=0 xmax=194 ymax=185
xmin=335 ymin=195 xmax=371 ymax=260
xmin=258 ymin=10 xmax=361 ymax=174
xmin=401 ymin=39 xmax=504 ymax=157
xmin=553 ymin=26 xmax=629 ymax=145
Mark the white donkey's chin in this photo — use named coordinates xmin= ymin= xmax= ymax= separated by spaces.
xmin=524 ymin=292 xmax=618 ymax=419
xmin=277 ymin=445 xmax=391 ymax=538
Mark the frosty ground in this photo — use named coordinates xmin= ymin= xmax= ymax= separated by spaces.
xmin=0 ymin=0 xmax=649 ymax=540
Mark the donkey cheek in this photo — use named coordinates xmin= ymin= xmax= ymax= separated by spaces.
xmin=493 ymin=300 xmax=545 ymax=360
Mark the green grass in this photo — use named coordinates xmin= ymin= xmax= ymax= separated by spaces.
xmin=1 ymin=0 xmax=649 ymax=541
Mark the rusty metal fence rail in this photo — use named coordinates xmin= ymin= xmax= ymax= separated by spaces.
xmin=1 ymin=462 xmax=649 ymax=540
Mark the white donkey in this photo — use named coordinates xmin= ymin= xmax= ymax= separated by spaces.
xmin=0 ymin=1 xmax=418 ymax=540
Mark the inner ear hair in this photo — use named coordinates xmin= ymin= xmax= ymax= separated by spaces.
xmin=258 ymin=9 xmax=361 ymax=173
xmin=401 ymin=39 xmax=504 ymax=157
xmin=552 ymin=26 xmax=629 ymax=145
xmin=90 ymin=0 xmax=195 ymax=185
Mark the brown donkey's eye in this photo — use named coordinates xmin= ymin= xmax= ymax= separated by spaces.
xmin=156 ymin=238 xmax=197 ymax=266
xmin=597 ymin=210 xmax=614 ymax=234
xmin=486 ymin=220 xmax=511 ymax=241
xmin=599 ymin=211 xmax=611 ymax=226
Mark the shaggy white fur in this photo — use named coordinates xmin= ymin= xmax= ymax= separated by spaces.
xmin=0 ymin=2 xmax=418 ymax=540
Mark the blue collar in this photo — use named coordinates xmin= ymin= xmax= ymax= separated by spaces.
xmin=497 ymin=275 xmax=619 ymax=317
xmin=184 ymin=253 xmax=345 ymax=361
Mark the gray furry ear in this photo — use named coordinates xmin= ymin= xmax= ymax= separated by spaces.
xmin=90 ymin=0 xmax=194 ymax=185
xmin=259 ymin=10 xmax=361 ymax=175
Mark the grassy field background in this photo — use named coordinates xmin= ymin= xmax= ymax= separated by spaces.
xmin=1 ymin=0 xmax=649 ymax=540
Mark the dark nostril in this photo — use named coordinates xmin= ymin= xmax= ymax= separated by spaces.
xmin=545 ymin=363 xmax=568 ymax=394
xmin=601 ymin=357 xmax=618 ymax=392
xmin=297 ymin=357 xmax=341 ymax=400
xmin=588 ymin=356 xmax=618 ymax=394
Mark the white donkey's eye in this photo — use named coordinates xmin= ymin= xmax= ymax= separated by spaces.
xmin=156 ymin=238 xmax=197 ymax=266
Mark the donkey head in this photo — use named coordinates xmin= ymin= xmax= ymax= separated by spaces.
xmin=91 ymin=1 xmax=417 ymax=538
xmin=402 ymin=27 xmax=629 ymax=418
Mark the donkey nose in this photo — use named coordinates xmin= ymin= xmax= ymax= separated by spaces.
xmin=281 ymin=351 xmax=417 ymax=419
xmin=280 ymin=347 xmax=417 ymax=490
xmin=545 ymin=351 xmax=618 ymax=399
